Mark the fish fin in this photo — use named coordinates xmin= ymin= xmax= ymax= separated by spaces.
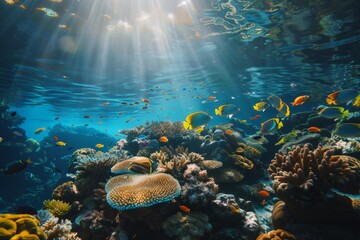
xmin=183 ymin=121 xmax=190 ymax=130
xmin=342 ymin=110 xmax=349 ymax=118
xmin=278 ymin=121 xmax=284 ymax=129
xmin=275 ymin=139 xmax=284 ymax=146
xmin=215 ymin=108 xmax=221 ymax=115
xmin=196 ymin=127 xmax=204 ymax=133
xmin=290 ymin=102 xmax=295 ymax=106
xmin=228 ymin=114 xmax=233 ymax=119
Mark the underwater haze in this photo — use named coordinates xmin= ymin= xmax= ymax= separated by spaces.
xmin=0 ymin=0 xmax=359 ymax=240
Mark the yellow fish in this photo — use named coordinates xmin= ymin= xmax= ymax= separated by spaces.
xmin=260 ymin=118 xmax=283 ymax=135
xmin=253 ymin=101 xmax=270 ymax=112
xmin=353 ymin=95 xmax=360 ymax=107
xmin=183 ymin=111 xmax=212 ymax=133
xmin=277 ymin=102 xmax=290 ymax=117
xmin=56 ymin=141 xmax=66 ymax=146
xmin=275 ymin=130 xmax=301 ymax=145
xmin=95 ymin=143 xmax=104 ymax=148
xmin=34 ymin=128 xmax=46 ymax=134
xmin=215 ymin=104 xmax=240 ymax=118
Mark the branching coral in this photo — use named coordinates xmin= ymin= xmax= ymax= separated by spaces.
xmin=256 ymin=229 xmax=296 ymax=240
xmin=119 ymin=126 xmax=146 ymax=142
xmin=43 ymin=200 xmax=71 ymax=217
xmin=161 ymin=212 xmax=212 ymax=240
xmin=106 ymin=173 xmax=181 ymax=211
xmin=268 ymin=144 xmax=357 ymax=196
xmin=41 ymin=217 xmax=80 ymax=240
xmin=147 ymin=121 xmax=187 ymax=139
xmin=0 ymin=214 xmax=46 ymax=240
xmin=181 ymin=164 xmax=218 ymax=206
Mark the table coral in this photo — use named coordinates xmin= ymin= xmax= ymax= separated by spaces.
xmin=106 ymin=173 xmax=181 ymax=210
xmin=256 ymin=229 xmax=296 ymax=240
xmin=0 ymin=214 xmax=46 ymax=240
xmin=161 ymin=211 xmax=212 ymax=240
xmin=111 ymin=156 xmax=153 ymax=174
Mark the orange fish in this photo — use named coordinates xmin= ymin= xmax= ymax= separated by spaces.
xmin=225 ymin=129 xmax=234 ymax=135
xmin=179 ymin=205 xmax=190 ymax=213
xmin=142 ymin=98 xmax=150 ymax=103
xmin=53 ymin=136 xmax=58 ymax=141
xmin=291 ymin=95 xmax=309 ymax=106
xmin=159 ymin=136 xmax=169 ymax=143
xmin=259 ymin=190 xmax=270 ymax=198
xmin=207 ymin=96 xmax=216 ymax=101
xmin=308 ymin=126 xmax=321 ymax=133
xmin=229 ymin=204 xmax=240 ymax=214
xmin=250 ymin=115 xmax=261 ymax=120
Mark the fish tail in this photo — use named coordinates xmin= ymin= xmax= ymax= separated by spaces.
xmin=290 ymin=102 xmax=295 ymax=106
xmin=196 ymin=127 xmax=204 ymax=133
xmin=326 ymin=97 xmax=335 ymax=105
xmin=342 ymin=110 xmax=350 ymax=118
xmin=215 ymin=108 xmax=221 ymax=115
xmin=278 ymin=121 xmax=284 ymax=129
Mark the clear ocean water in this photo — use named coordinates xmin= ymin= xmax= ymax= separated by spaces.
xmin=0 ymin=1 xmax=359 ymax=239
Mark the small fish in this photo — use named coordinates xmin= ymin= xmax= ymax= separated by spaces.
xmin=326 ymin=89 xmax=359 ymax=105
xmin=267 ymin=95 xmax=284 ymax=110
xmin=308 ymin=126 xmax=321 ymax=133
xmin=275 ymin=130 xmax=300 ymax=145
xmin=84 ymin=115 xmax=91 ymax=118
xmin=142 ymin=98 xmax=150 ymax=103
xmin=277 ymin=102 xmax=290 ymax=117
xmin=207 ymin=96 xmax=216 ymax=101
xmin=102 ymin=101 xmax=110 ymax=106
xmin=1 ymin=159 xmax=32 ymax=175
xmin=318 ymin=106 xmax=349 ymax=119
xmin=183 ymin=111 xmax=212 ymax=133
xmin=58 ymin=24 xmax=70 ymax=30
xmin=121 ymin=102 xmax=128 ymax=105
xmin=95 ymin=143 xmax=104 ymax=148
xmin=5 ymin=0 xmax=19 ymax=5
xmin=34 ymin=127 xmax=46 ymax=134
xmin=253 ymin=101 xmax=269 ymax=112
xmin=225 ymin=129 xmax=234 ymax=135
xmin=333 ymin=123 xmax=360 ymax=138
xmin=84 ymin=124 xmax=89 ymax=127
xmin=10 ymin=111 xmax=17 ymax=117
xmin=215 ymin=104 xmax=240 ymax=118
xmin=56 ymin=141 xmax=66 ymax=146
xmin=54 ymin=116 xmax=60 ymax=120
xmin=229 ymin=204 xmax=240 ymax=214
xmin=179 ymin=205 xmax=190 ymax=213
xmin=291 ymin=95 xmax=309 ymax=106
xmin=0 ymin=137 xmax=3 ymax=143
xmin=353 ymin=95 xmax=360 ymax=107
xmin=36 ymin=7 xmax=59 ymax=17
xmin=53 ymin=136 xmax=59 ymax=141
xmin=259 ymin=190 xmax=270 ymax=198
xmin=159 ymin=136 xmax=168 ymax=143
xmin=250 ymin=115 xmax=261 ymax=120
xmin=260 ymin=118 xmax=283 ymax=135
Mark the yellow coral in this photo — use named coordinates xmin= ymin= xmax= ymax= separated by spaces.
xmin=43 ymin=200 xmax=71 ymax=217
xmin=0 ymin=214 xmax=46 ymax=240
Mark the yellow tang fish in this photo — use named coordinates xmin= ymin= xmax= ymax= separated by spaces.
xmin=215 ymin=104 xmax=240 ymax=118
xmin=34 ymin=128 xmax=46 ymax=134
xmin=253 ymin=101 xmax=269 ymax=112
xmin=95 ymin=143 xmax=104 ymax=148
xmin=56 ymin=141 xmax=66 ymax=146
xmin=183 ymin=111 xmax=212 ymax=133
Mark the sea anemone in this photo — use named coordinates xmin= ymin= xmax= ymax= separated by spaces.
xmin=43 ymin=200 xmax=71 ymax=217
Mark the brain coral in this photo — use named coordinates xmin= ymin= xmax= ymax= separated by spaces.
xmin=256 ymin=229 xmax=296 ymax=240
xmin=106 ymin=173 xmax=181 ymax=210
xmin=0 ymin=214 xmax=46 ymax=240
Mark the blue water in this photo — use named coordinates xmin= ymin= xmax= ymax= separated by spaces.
xmin=0 ymin=0 xmax=359 ymax=238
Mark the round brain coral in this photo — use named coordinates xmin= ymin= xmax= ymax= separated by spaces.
xmin=256 ymin=229 xmax=296 ymax=240
xmin=106 ymin=173 xmax=181 ymax=210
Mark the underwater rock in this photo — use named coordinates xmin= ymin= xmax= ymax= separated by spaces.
xmin=161 ymin=211 xmax=212 ymax=240
xmin=52 ymin=181 xmax=80 ymax=203
xmin=211 ymin=193 xmax=245 ymax=225
xmin=279 ymin=133 xmax=322 ymax=153
xmin=181 ymin=164 xmax=218 ymax=207
xmin=207 ymin=168 xmax=244 ymax=184
xmin=243 ymin=211 xmax=260 ymax=237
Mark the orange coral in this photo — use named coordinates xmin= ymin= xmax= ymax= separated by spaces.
xmin=256 ymin=229 xmax=296 ymax=240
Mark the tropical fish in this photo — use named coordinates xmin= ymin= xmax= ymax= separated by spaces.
xmin=0 ymin=137 xmax=3 ymax=143
xmin=291 ymin=95 xmax=309 ymax=106
xmin=54 ymin=116 xmax=60 ymax=120
xmin=260 ymin=118 xmax=283 ymax=135
xmin=53 ymin=136 xmax=59 ymax=141
xmin=353 ymin=95 xmax=360 ymax=107
xmin=142 ymin=98 xmax=150 ymax=103
xmin=225 ymin=129 xmax=234 ymax=135
xmin=276 ymin=102 xmax=290 ymax=117
xmin=326 ymin=89 xmax=359 ymax=105
xmin=267 ymin=95 xmax=284 ymax=110
xmin=250 ymin=114 xmax=261 ymax=120
xmin=95 ymin=144 xmax=104 ymax=148
xmin=308 ymin=126 xmax=321 ymax=133
xmin=183 ymin=111 xmax=212 ymax=133
xmin=215 ymin=104 xmax=240 ymax=118
xmin=84 ymin=115 xmax=91 ymax=118
xmin=259 ymin=190 xmax=270 ymax=198
xmin=253 ymin=101 xmax=269 ymax=112
xmin=5 ymin=0 xmax=19 ymax=5
xmin=179 ymin=205 xmax=191 ymax=213
xmin=229 ymin=204 xmax=240 ymax=214
xmin=159 ymin=136 xmax=168 ymax=143
xmin=34 ymin=128 xmax=46 ymax=134
xmin=36 ymin=8 xmax=59 ymax=17
xmin=318 ymin=106 xmax=349 ymax=119
xmin=207 ymin=96 xmax=216 ymax=101
xmin=56 ymin=141 xmax=66 ymax=146
xmin=275 ymin=130 xmax=300 ymax=145
xmin=333 ymin=123 xmax=360 ymax=138
xmin=1 ymin=159 xmax=32 ymax=175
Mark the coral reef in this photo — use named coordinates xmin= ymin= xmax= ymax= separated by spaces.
xmin=181 ymin=164 xmax=218 ymax=206
xmin=43 ymin=199 xmax=71 ymax=217
xmin=111 ymin=156 xmax=153 ymax=174
xmin=256 ymin=229 xmax=296 ymax=240
xmin=77 ymin=210 xmax=116 ymax=239
xmin=147 ymin=121 xmax=187 ymax=139
xmin=231 ymin=154 xmax=254 ymax=170
xmin=106 ymin=173 xmax=181 ymax=210
xmin=41 ymin=216 xmax=80 ymax=240
xmin=0 ymin=214 xmax=46 ymax=240
xmin=52 ymin=181 xmax=80 ymax=203
xmin=161 ymin=211 xmax=212 ymax=240
xmin=207 ymin=168 xmax=244 ymax=183
xmin=199 ymin=160 xmax=223 ymax=169
xmin=211 ymin=193 xmax=245 ymax=223
xmin=119 ymin=126 xmax=146 ymax=142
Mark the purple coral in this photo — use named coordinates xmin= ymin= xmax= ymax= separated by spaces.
xmin=181 ymin=164 xmax=218 ymax=207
